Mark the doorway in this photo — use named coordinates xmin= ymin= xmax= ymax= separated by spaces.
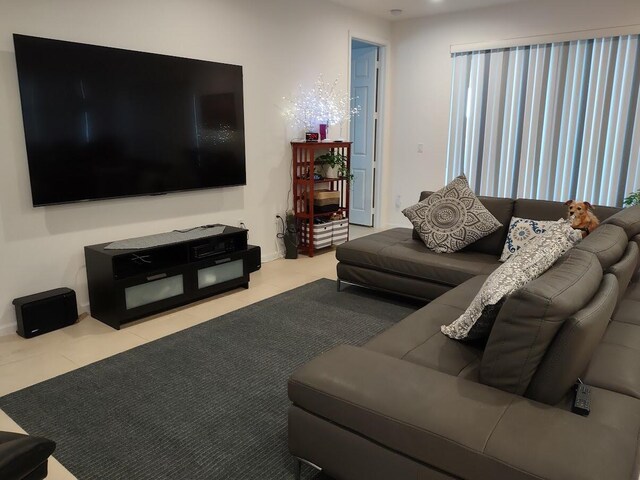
xmin=349 ymin=38 xmax=382 ymax=227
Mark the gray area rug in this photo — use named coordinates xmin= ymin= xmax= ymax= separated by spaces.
xmin=0 ymin=279 xmax=419 ymax=480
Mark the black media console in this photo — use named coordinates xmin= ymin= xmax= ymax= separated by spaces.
xmin=84 ymin=225 xmax=260 ymax=329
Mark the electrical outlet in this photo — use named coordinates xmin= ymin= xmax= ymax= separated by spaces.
xmin=395 ymin=195 xmax=402 ymax=209
xmin=417 ymin=143 xmax=424 ymax=153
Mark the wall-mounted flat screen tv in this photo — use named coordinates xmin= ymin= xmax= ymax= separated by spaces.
xmin=13 ymin=34 xmax=246 ymax=206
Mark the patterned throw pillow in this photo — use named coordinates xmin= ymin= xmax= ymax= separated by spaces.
xmin=402 ymin=175 xmax=502 ymax=253
xmin=499 ymin=216 xmax=555 ymax=262
xmin=441 ymin=219 xmax=583 ymax=341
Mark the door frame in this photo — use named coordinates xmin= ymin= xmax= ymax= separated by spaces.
xmin=347 ymin=32 xmax=388 ymax=229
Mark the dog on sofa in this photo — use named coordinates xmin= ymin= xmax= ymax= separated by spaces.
xmin=565 ymin=200 xmax=600 ymax=237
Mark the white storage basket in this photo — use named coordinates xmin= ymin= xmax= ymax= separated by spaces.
xmin=302 ymin=222 xmax=333 ymax=250
xmin=331 ymin=219 xmax=349 ymax=245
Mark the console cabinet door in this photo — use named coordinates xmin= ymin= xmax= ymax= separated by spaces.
xmin=124 ymin=274 xmax=184 ymax=310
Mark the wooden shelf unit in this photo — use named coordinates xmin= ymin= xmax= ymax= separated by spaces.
xmin=291 ymin=141 xmax=351 ymax=257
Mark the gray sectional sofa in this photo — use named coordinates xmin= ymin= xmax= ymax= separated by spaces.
xmin=287 ymin=195 xmax=640 ymax=480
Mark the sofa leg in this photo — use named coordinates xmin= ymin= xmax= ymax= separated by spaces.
xmin=293 ymin=456 xmax=322 ymax=479
xmin=337 ymin=278 xmax=341 ymax=292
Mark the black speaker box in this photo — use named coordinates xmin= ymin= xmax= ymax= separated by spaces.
xmin=246 ymin=245 xmax=261 ymax=273
xmin=13 ymin=288 xmax=78 ymax=339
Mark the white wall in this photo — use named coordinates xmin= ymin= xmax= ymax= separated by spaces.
xmin=0 ymin=0 xmax=390 ymax=334
xmin=387 ymin=0 xmax=640 ymax=227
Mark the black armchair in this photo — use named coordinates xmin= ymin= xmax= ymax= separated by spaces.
xmin=0 ymin=431 xmax=56 ymax=480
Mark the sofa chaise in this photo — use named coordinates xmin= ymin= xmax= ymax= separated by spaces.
xmin=287 ymin=195 xmax=640 ymax=480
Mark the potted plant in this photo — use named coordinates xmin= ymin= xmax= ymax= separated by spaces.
xmin=315 ymin=151 xmax=354 ymax=181
xmin=623 ymin=189 xmax=640 ymax=207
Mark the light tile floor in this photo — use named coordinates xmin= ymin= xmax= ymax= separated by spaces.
xmin=0 ymin=225 xmax=382 ymax=479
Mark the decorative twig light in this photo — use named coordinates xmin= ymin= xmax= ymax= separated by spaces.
xmin=283 ymin=75 xmax=360 ymax=132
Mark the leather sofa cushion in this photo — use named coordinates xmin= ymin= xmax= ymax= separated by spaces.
xmin=415 ymin=191 xmax=514 ymax=256
xmin=632 ymin=234 xmax=640 ymax=271
xmin=613 ymin=273 xmax=640 ymax=327
xmin=482 ymin=390 xmax=639 ymax=480
xmin=513 ymin=198 xmax=567 ymax=221
xmin=461 ymin=196 xmax=514 ymax=256
xmin=514 ymin=198 xmax=619 ymax=223
xmin=525 ymin=274 xmax=618 ymax=405
xmin=603 ymin=204 xmax=640 ymax=238
xmin=365 ymin=275 xmax=486 ymax=377
xmin=289 ymin=345 xmax=513 ymax=480
xmin=589 ymin=204 xmax=621 ymax=221
xmin=337 ymin=263 xmax=453 ymax=301
xmin=622 ymin=278 xmax=640 ymax=302
xmin=584 ymin=321 xmax=640 ymax=399
xmin=601 ymin=320 xmax=640 ymax=349
xmin=606 ymin=242 xmax=639 ymax=307
xmin=554 ymin=385 xmax=640 ymax=438
xmin=585 ymin=344 xmax=640 ymax=398
xmin=574 ymin=224 xmax=628 ymax=270
xmin=613 ymin=297 xmax=640 ymax=326
xmin=480 ymin=248 xmax=602 ymax=395
xmin=288 ymin=407 xmax=458 ymax=480
xmin=337 ymin=228 xmax=499 ymax=287
xmin=289 ymin=345 xmax=638 ymax=480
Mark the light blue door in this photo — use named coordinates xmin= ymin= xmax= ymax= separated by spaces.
xmin=349 ymin=44 xmax=378 ymax=227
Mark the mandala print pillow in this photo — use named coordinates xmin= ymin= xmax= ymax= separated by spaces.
xmin=499 ymin=216 xmax=555 ymax=262
xmin=402 ymin=175 xmax=502 ymax=253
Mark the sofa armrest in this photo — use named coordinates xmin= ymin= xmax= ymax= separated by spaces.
xmin=288 ymin=345 xmax=637 ymax=480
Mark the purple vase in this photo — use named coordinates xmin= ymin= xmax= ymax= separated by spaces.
xmin=319 ymin=123 xmax=328 ymax=141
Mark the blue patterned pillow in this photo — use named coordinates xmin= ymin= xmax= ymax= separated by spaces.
xmin=499 ymin=216 xmax=554 ymax=262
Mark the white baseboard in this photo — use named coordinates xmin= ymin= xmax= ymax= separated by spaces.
xmin=262 ymin=251 xmax=283 ymax=263
xmin=0 ymin=322 xmax=16 ymax=337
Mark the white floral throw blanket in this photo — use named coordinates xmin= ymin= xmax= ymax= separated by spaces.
xmin=441 ymin=219 xmax=583 ymax=341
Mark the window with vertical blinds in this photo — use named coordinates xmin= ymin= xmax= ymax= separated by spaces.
xmin=446 ymin=34 xmax=640 ymax=207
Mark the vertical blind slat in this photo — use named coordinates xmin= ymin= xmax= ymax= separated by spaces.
xmin=555 ymin=41 xmax=587 ymax=202
xmin=479 ymin=50 xmax=506 ymax=195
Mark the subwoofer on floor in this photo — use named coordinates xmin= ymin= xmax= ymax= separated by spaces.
xmin=13 ymin=288 xmax=78 ymax=338
xmin=246 ymin=245 xmax=261 ymax=273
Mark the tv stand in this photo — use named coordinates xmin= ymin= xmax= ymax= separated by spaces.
xmin=84 ymin=225 xmax=258 ymax=329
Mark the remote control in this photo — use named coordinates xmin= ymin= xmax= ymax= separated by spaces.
xmin=572 ymin=383 xmax=591 ymax=416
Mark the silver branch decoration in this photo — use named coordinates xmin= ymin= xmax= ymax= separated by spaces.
xmin=282 ymin=75 xmax=360 ymax=131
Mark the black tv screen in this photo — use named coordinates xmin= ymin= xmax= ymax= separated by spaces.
xmin=13 ymin=34 xmax=246 ymax=206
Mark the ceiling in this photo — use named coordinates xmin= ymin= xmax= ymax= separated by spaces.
xmin=326 ymin=0 xmax=535 ymax=21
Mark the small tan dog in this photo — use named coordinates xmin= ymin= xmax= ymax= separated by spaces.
xmin=565 ymin=200 xmax=600 ymax=237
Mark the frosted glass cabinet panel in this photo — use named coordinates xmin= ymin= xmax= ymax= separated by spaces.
xmin=125 ymin=275 xmax=184 ymax=310
xmin=197 ymin=260 xmax=244 ymax=289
